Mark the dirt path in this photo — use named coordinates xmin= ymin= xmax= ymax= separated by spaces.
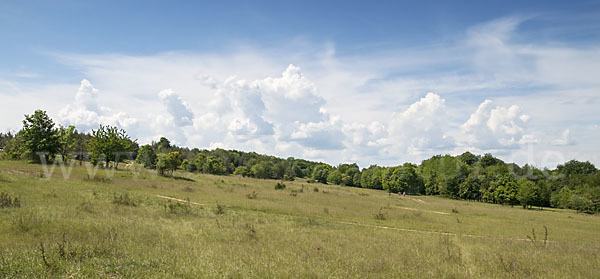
xmin=408 ymin=197 xmax=426 ymax=204
xmin=335 ymin=221 xmax=555 ymax=243
xmin=154 ymin=195 xmax=554 ymax=244
xmin=155 ymin=195 xmax=207 ymax=206
xmin=391 ymin=205 xmax=449 ymax=215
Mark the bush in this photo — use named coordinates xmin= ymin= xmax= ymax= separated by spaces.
xmin=112 ymin=193 xmax=137 ymax=206
xmin=0 ymin=192 xmax=20 ymax=208
xmin=164 ymin=200 xmax=192 ymax=215
xmin=374 ymin=207 xmax=387 ymax=220
xmin=214 ymin=203 xmax=226 ymax=215
xmin=569 ymin=195 xmax=594 ymax=213
xmin=246 ymin=191 xmax=257 ymax=199
xmin=275 ymin=182 xmax=286 ymax=190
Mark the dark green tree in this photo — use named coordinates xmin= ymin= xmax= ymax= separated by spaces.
xmin=136 ymin=144 xmax=157 ymax=169
xmin=21 ymin=110 xmax=59 ymax=162
xmin=88 ymin=125 xmax=136 ymax=169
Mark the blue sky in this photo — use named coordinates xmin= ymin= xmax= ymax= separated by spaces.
xmin=1 ymin=0 xmax=600 ymax=167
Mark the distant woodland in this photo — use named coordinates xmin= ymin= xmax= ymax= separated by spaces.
xmin=2 ymin=110 xmax=599 ymax=213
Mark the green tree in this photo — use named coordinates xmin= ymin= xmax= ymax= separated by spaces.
xmin=21 ymin=110 xmax=59 ymax=162
xmin=493 ymin=174 xmax=519 ymax=206
xmin=57 ymin=125 xmax=77 ymax=162
xmin=157 ymin=137 xmax=171 ymax=153
xmin=360 ymin=165 xmax=383 ymax=190
xmin=203 ymin=156 xmax=227 ymax=175
xmin=327 ymin=169 xmax=342 ymax=185
xmin=517 ymin=178 xmax=536 ymax=209
xmin=0 ymin=132 xmax=26 ymax=160
xmin=136 ymin=144 xmax=157 ymax=169
xmin=459 ymin=174 xmax=482 ymax=200
xmin=88 ymin=125 xmax=135 ymax=169
xmin=73 ymin=130 xmax=89 ymax=165
xmin=157 ymin=151 xmax=182 ymax=176
xmin=382 ymin=164 xmax=424 ymax=194
xmin=312 ymin=164 xmax=331 ymax=184
xmin=234 ymin=165 xmax=250 ymax=177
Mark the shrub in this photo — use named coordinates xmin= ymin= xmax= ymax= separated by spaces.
xmin=290 ymin=190 xmax=298 ymax=197
xmin=112 ymin=193 xmax=137 ymax=206
xmin=313 ymin=187 xmax=319 ymax=192
xmin=0 ymin=192 xmax=20 ymax=208
xmin=275 ymin=182 xmax=286 ymax=190
xmin=214 ymin=203 xmax=226 ymax=215
xmin=246 ymin=191 xmax=257 ymax=199
xmin=245 ymin=223 xmax=257 ymax=239
xmin=374 ymin=207 xmax=387 ymax=220
xmin=164 ymin=200 xmax=192 ymax=215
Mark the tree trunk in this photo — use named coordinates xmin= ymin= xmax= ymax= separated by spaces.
xmin=105 ymin=161 xmax=109 ymax=168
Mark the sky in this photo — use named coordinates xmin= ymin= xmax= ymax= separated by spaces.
xmin=1 ymin=0 xmax=600 ymax=168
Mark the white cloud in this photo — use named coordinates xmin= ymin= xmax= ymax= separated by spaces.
xmin=58 ymin=79 xmax=138 ymax=130
xmin=158 ymin=89 xmax=194 ymax=127
xmin=460 ymin=99 xmax=534 ymax=150
xmin=551 ymin=129 xmax=573 ymax=146
xmin=1 ymin=15 xmax=598 ymax=167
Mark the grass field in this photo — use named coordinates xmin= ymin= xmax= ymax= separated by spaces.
xmin=1 ymin=160 xmax=599 ymax=278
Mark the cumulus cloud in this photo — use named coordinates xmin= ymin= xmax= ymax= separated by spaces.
xmin=383 ymin=93 xmax=454 ymax=157
xmin=551 ymin=129 xmax=573 ymax=146
xmin=59 ymin=79 xmax=137 ymax=130
xmin=193 ymin=64 xmax=343 ymax=151
xmin=12 ymin=15 xmax=593 ymax=167
xmin=460 ymin=99 xmax=534 ymax=149
xmin=158 ymin=89 xmax=194 ymax=127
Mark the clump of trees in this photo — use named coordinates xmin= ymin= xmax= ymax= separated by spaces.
xmin=0 ymin=110 xmax=135 ymax=168
xmin=2 ymin=109 xmax=599 ymax=213
xmin=89 ymin=125 xmax=137 ymax=169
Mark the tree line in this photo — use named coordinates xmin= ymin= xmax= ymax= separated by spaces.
xmin=1 ymin=110 xmax=599 ymax=213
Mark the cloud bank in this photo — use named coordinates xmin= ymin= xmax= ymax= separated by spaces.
xmin=1 ymin=16 xmax=599 ymax=168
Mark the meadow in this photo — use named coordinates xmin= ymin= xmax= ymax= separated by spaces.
xmin=1 ymin=160 xmax=599 ymax=278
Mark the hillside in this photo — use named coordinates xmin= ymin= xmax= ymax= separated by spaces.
xmin=1 ymin=160 xmax=599 ymax=278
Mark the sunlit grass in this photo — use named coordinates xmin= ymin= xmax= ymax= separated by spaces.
xmin=1 ymin=160 xmax=599 ymax=278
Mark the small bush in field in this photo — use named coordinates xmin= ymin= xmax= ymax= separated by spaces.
xmin=374 ymin=207 xmax=387 ymax=220
xmin=275 ymin=182 xmax=286 ymax=190
xmin=0 ymin=192 xmax=20 ymax=208
xmin=313 ymin=187 xmax=319 ymax=192
xmin=164 ymin=200 xmax=192 ymax=215
xmin=245 ymin=223 xmax=257 ymax=239
xmin=246 ymin=191 xmax=257 ymax=199
xmin=214 ymin=203 xmax=226 ymax=215
xmin=112 ymin=193 xmax=137 ymax=206
xmin=290 ymin=190 xmax=298 ymax=197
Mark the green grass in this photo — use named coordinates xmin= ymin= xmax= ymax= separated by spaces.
xmin=1 ymin=160 xmax=599 ymax=278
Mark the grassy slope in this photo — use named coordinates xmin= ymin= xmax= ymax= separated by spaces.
xmin=0 ymin=160 xmax=599 ymax=278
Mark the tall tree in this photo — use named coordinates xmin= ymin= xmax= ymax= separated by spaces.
xmin=136 ymin=144 xmax=157 ymax=169
xmin=21 ymin=110 xmax=59 ymax=162
xmin=57 ymin=125 xmax=77 ymax=162
xmin=88 ymin=125 xmax=135 ymax=169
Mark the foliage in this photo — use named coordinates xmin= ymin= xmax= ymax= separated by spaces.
xmin=382 ymin=163 xmax=423 ymax=194
xmin=21 ymin=110 xmax=60 ymax=162
xmin=312 ymin=164 xmax=331 ymax=184
xmin=89 ymin=125 xmax=136 ymax=169
xmin=57 ymin=125 xmax=77 ymax=162
xmin=0 ymin=192 xmax=21 ymax=208
xmin=157 ymin=152 xmax=182 ymax=176
xmin=360 ymin=165 xmax=383 ymax=190
xmin=4 ymin=110 xmax=600 ymax=213
xmin=136 ymin=144 xmax=157 ymax=169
